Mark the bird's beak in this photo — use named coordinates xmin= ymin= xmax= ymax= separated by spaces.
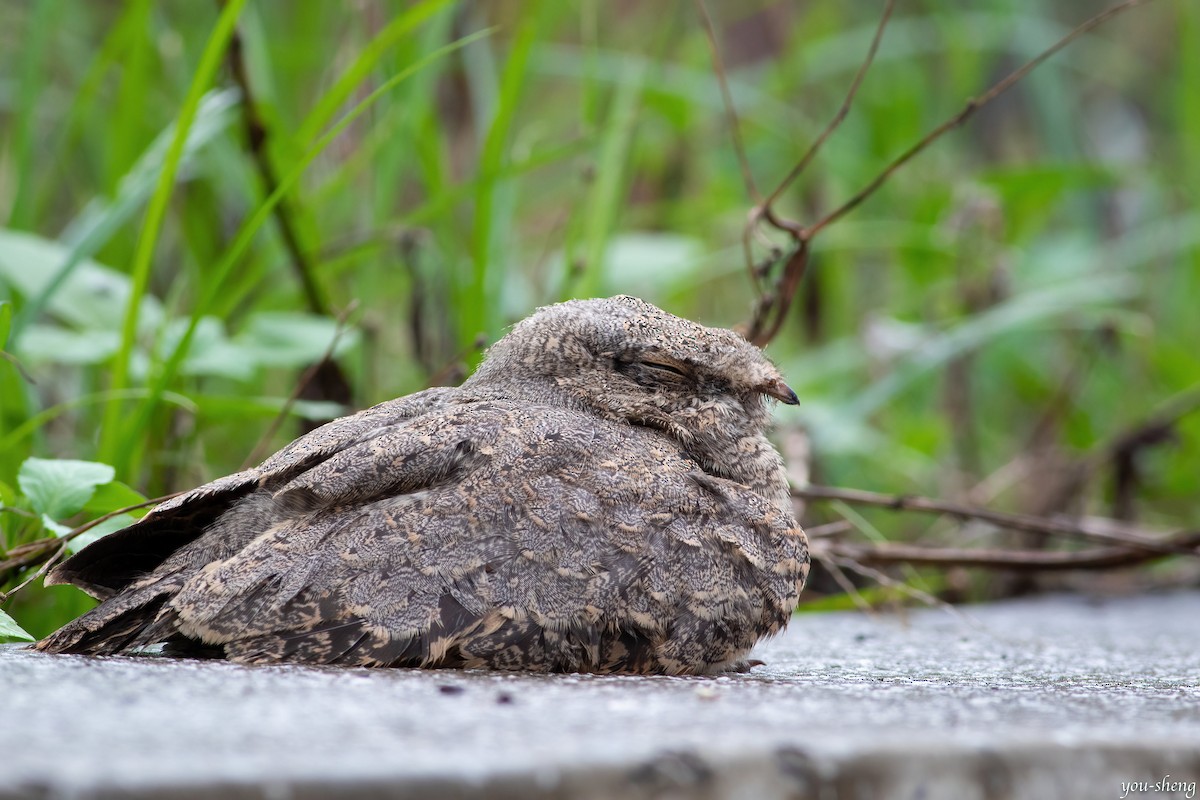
xmin=761 ymin=377 xmax=799 ymax=405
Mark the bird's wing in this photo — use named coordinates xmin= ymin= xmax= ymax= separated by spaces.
xmin=44 ymin=388 xmax=455 ymax=600
xmin=159 ymin=401 xmax=805 ymax=673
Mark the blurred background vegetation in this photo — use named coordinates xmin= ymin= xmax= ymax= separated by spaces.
xmin=1 ymin=0 xmax=1196 ymax=639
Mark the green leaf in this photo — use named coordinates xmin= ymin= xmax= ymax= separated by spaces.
xmin=17 ymin=458 xmax=116 ymax=519
xmin=193 ymin=394 xmax=347 ymax=422
xmin=83 ymin=482 xmax=149 ymax=517
xmin=17 ymin=325 xmax=121 ymax=365
xmin=160 ymin=316 xmax=256 ymax=381
xmin=233 ymin=312 xmax=358 ymax=369
xmin=0 ymin=609 xmax=35 ymax=643
xmin=8 ymin=89 xmax=240 ymax=344
xmin=41 ymin=514 xmax=72 ymax=537
xmin=0 ymin=230 xmax=165 ymax=334
xmin=598 ymin=232 xmax=704 ymax=296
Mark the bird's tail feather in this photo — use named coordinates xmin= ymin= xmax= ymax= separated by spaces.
xmin=34 ymin=586 xmax=173 ymax=655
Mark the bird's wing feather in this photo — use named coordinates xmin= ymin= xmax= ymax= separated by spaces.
xmin=42 ymin=388 xmax=455 ymax=600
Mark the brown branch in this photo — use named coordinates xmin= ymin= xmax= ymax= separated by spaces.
xmin=226 ymin=18 xmax=328 ymax=317
xmin=0 ymin=493 xmax=182 ymax=599
xmin=794 ymin=484 xmax=1198 ymax=556
xmin=225 ymin=14 xmax=355 ymax=432
xmin=1 ymin=542 xmax=66 ymax=601
xmin=425 ymin=333 xmax=489 ymax=389
xmin=816 ymin=529 xmax=1200 ymax=572
xmin=741 ymin=0 xmax=1156 ymax=345
xmin=694 ymin=0 xmax=760 ymax=203
xmin=820 ymin=550 xmax=960 ymax=616
xmin=759 ymin=0 xmax=894 ymax=216
xmin=0 ymin=350 xmax=36 ymax=385
xmin=747 ymin=241 xmax=809 ymax=346
xmin=806 ymin=0 xmax=1155 ymax=239
xmin=1095 ymin=382 xmax=1200 ymax=465
xmin=803 ymin=520 xmax=855 ymax=539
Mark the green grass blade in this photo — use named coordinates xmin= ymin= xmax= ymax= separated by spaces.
xmin=294 ymin=0 xmax=456 ymax=146
xmin=9 ymin=89 xmax=239 ymax=344
xmin=98 ymin=0 xmax=250 ymax=469
xmin=466 ymin=6 xmax=545 ymax=349
xmin=118 ymin=29 xmax=496 ymax=474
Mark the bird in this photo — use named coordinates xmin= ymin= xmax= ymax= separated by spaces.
xmin=36 ymin=295 xmax=809 ymax=674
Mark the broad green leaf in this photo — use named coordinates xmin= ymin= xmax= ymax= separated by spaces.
xmin=41 ymin=514 xmax=71 ymax=537
xmin=0 ymin=230 xmax=165 ymax=334
xmin=83 ymin=482 xmax=149 ymax=518
xmin=8 ymin=89 xmax=239 ymax=344
xmin=599 ymin=232 xmax=704 ymax=296
xmin=233 ymin=312 xmax=359 ymax=369
xmin=192 ymin=394 xmax=346 ymax=422
xmin=160 ymin=317 xmax=256 ymax=381
xmin=17 ymin=458 xmax=116 ymax=519
xmin=0 ymin=609 xmax=34 ymax=643
xmin=17 ymin=325 xmax=121 ymax=365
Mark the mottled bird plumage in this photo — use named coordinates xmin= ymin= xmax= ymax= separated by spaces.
xmin=37 ymin=296 xmax=808 ymax=674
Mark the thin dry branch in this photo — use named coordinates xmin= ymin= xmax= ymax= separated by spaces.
xmin=742 ymin=0 xmax=1157 ymax=344
xmin=759 ymin=0 xmax=895 ymax=216
xmin=794 ymin=484 xmax=1198 ymax=556
xmin=226 ymin=21 xmax=329 ymax=317
xmin=226 ymin=16 xmax=354 ymax=431
xmin=806 ymin=0 xmax=1155 ymax=239
xmin=816 ymin=530 xmax=1200 ymax=572
xmin=694 ymin=0 xmax=760 ymax=203
xmin=821 ymin=551 xmax=961 ymax=616
xmin=0 ymin=493 xmax=182 ymax=600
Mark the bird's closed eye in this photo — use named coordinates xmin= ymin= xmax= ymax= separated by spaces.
xmin=640 ymin=359 xmax=688 ymax=378
xmin=612 ymin=355 xmax=690 ymax=387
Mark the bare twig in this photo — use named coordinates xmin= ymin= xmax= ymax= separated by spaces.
xmin=794 ymin=484 xmax=1199 ymax=556
xmin=815 ymin=532 xmax=1200 ymax=572
xmin=1096 ymin=383 xmax=1200 ymax=462
xmin=0 ymin=350 xmax=36 ymax=385
xmin=802 ymin=520 xmax=855 ymax=539
xmin=0 ymin=493 xmax=182 ymax=600
xmin=822 ymin=551 xmax=962 ymax=618
xmin=694 ymin=0 xmax=760 ymax=203
xmin=816 ymin=555 xmax=876 ymax=615
xmin=425 ymin=334 xmax=489 ymax=389
xmin=747 ymin=240 xmax=809 ymax=345
xmin=1 ymin=542 xmax=66 ymax=602
xmin=759 ymin=0 xmax=894 ymax=216
xmin=805 ymin=0 xmax=1155 ymax=239
xmin=226 ymin=13 xmax=354 ymax=432
xmin=226 ymin=19 xmax=329 ymax=317
xmin=741 ymin=0 xmax=1157 ymax=345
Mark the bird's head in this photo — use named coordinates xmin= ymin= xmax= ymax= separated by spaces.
xmin=465 ymin=296 xmax=797 ymax=475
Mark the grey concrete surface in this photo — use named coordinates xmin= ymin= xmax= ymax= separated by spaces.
xmin=4 ymin=592 xmax=1199 ymax=800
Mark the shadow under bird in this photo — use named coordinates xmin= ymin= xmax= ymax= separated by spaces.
xmin=37 ymin=296 xmax=809 ymax=674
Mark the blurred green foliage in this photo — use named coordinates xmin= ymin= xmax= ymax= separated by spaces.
xmin=0 ymin=1 xmax=1196 ymax=637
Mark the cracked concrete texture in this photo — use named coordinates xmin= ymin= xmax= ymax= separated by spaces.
xmin=5 ymin=592 xmax=1199 ymax=800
